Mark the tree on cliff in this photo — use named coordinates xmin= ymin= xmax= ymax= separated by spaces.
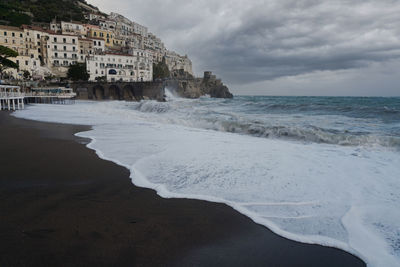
xmin=153 ymin=57 xmax=170 ymax=80
xmin=67 ymin=63 xmax=89 ymax=81
xmin=0 ymin=45 xmax=19 ymax=78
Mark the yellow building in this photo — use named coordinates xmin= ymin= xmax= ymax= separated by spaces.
xmin=0 ymin=25 xmax=41 ymax=79
xmin=0 ymin=25 xmax=25 ymax=55
xmin=87 ymin=28 xmax=115 ymax=48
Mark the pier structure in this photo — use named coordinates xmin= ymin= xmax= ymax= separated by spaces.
xmin=0 ymin=85 xmax=25 ymax=111
xmin=25 ymin=87 xmax=77 ymax=104
xmin=1 ymin=85 xmax=77 ymax=111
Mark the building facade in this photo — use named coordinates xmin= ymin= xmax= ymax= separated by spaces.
xmin=86 ymin=50 xmax=152 ymax=82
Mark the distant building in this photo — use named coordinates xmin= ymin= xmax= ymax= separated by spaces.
xmin=84 ymin=13 xmax=106 ymax=21
xmin=87 ymin=28 xmax=116 ymax=48
xmin=165 ymin=51 xmax=193 ymax=75
xmin=86 ymin=50 xmax=152 ymax=82
xmin=61 ymin=21 xmax=86 ymax=36
xmin=109 ymin=12 xmax=148 ymax=37
xmin=0 ymin=25 xmax=42 ymax=79
xmin=45 ymin=33 xmax=80 ymax=76
xmin=0 ymin=2 xmax=196 ymax=82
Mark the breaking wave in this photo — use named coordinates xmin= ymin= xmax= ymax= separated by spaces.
xmin=129 ymin=95 xmax=400 ymax=149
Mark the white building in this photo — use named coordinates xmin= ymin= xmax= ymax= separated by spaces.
xmin=45 ymin=33 xmax=80 ymax=76
xmin=165 ymin=51 xmax=193 ymax=75
xmin=84 ymin=13 xmax=106 ymax=21
xmin=98 ymin=19 xmax=117 ymax=31
xmin=86 ymin=51 xmax=152 ymax=82
xmin=49 ymin=20 xmax=61 ymax=33
xmin=61 ymin=21 xmax=86 ymax=36
xmin=109 ymin=12 xmax=148 ymax=37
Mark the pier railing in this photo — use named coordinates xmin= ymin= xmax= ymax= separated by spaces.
xmin=0 ymin=91 xmax=25 ymax=98
xmin=25 ymin=92 xmax=77 ymax=98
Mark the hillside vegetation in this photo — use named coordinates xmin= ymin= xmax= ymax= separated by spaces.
xmin=0 ymin=0 xmax=88 ymax=26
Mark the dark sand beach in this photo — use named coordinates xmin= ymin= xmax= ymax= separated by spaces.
xmin=0 ymin=112 xmax=365 ymax=267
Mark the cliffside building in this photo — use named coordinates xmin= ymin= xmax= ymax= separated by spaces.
xmin=0 ymin=3 xmax=195 ymax=82
xmin=86 ymin=50 xmax=152 ymax=82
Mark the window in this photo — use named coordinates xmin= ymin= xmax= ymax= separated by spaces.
xmin=63 ymin=38 xmax=66 ymax=43
xmin=55 ymin=52 xmax=58 ymax=57
xmin=54 ymin=37 xmax=57 ymax=42
xmin=72 ymin=39 xmax=76 ymax=44
xmin=54 ymin=45 xmax=57 ymax=50
xmin=16 ymin=60 xmax=19 ymax=65
xmin=63 ymin=46 xmax=66 ymax=51
xmin=37 ymin=34 xmax=40 ymax=39
xmin=37 ymin=42 xmax=40 ymax=46
xmin=4 ymin=31 xmax=6 ymax=36
xmin=73 ymin=47 xmax=76 ymax=51
xmin=12 ymin=32 xmax=15 ymax=37
xmin=64 ymin=53 xmax=67 ymax=58
xmin=20 ymin=33 xmax=22 ymax=37
xmin=25 ymin=61 xmax=28 ymax=65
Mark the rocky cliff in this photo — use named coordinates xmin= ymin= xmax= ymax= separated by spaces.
xmin=165 ymin=70 xmax=233 ymax=99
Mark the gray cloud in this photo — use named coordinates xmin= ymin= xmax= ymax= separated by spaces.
xmin=89 ymin=0 xmax=400 ymax=95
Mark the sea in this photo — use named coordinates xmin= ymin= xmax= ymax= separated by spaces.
xmin=13 ymin=92 xmax=400 ymax=267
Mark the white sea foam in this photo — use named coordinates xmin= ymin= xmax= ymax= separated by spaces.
xmin=13 ymin=100 xmax=400 ymax=267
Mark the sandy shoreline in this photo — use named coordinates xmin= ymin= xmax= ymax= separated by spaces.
xmin=0 ymin=112 xmax=365 ymax=266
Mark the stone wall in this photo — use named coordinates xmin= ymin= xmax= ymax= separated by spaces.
xmin=70 ymin=81 xmax=165 ymax=101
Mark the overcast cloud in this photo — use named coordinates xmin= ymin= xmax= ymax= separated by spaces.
xmin=89 ymin=0 xmax=400 ymax=96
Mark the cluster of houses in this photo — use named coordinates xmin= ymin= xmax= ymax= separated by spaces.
xmin=0 ymin=4 xmax=193 ymax=83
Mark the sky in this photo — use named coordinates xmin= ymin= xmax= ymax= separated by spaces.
xmin=88 ymin=0 xmax=400 ymax=96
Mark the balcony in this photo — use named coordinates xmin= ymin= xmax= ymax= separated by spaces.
xmin=52 ymin=49 xmax=78 ymax=52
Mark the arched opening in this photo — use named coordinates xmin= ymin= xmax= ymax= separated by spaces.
xmin=108 ymin=85 xmax=121 ymax=100
xmin=123 ymin=85 xmax=134 ymax=101
xmin=92 ymin=85 xmax=105 ymax=100
xmin=133 ymin=84 xmax=143 ymax=101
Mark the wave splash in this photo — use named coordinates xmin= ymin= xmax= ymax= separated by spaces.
xmin=128 ymin=96 xmax=400 ymax=150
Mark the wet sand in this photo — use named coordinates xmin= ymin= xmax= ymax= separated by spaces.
xmin=0 ymin=112 xmax=365 ymax=267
